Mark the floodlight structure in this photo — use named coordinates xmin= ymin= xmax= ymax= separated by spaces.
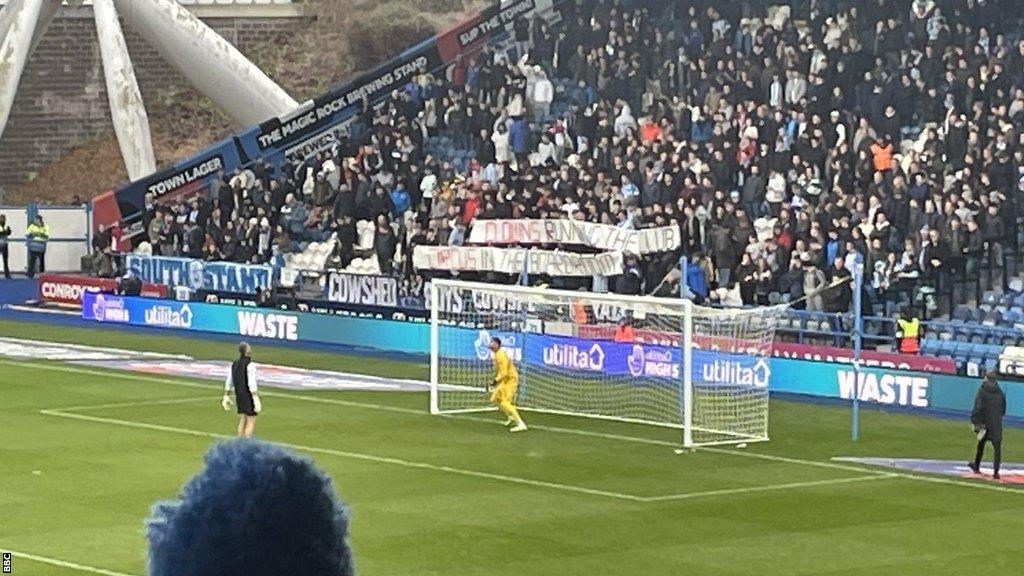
xmin=0 ymin=0 xmax=298 ymax=181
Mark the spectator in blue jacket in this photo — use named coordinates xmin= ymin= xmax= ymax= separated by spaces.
xmin=508 ymin=116 xmax=530 ymax=163
xmin=285 ymin=197 xmax=308 ymax=240
xmin=686 ymin=259 xmax=708 ymax=300
xmin=389 ymin=184 xmax=411 ymax=218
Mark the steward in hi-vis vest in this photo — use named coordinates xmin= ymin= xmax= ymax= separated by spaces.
xmin=896 ymin=308 xmax=921 ymax=355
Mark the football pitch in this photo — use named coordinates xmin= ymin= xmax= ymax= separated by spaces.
xmin=1 ymin=320 xmax=1023 ymax=575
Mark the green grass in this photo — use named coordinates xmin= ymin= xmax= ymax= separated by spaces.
xmin=2 ymin=320 xmax=1024 ymax=575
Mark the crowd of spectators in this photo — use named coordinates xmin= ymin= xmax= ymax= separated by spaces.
xmin=131 ymin=0 xmax=1024 ymax=317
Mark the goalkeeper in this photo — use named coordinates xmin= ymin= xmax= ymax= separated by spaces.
xmin=488 ymin=337 xmax=527 ymax=433
xmin=222 ymin=341 xmax=262 ymax=438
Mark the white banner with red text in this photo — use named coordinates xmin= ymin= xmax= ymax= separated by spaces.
xmin=412 ymin=246 xmax=624 ymax=277
xmin=467 ymin=219 xmax=680 ymax=255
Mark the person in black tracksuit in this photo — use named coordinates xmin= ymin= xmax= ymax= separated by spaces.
xmin=969 ymin=375 xmax=1007 ymax=480
xmin=222 ymin=342 xmax=262 ymax=438
xmin=0 ymin=214 xmax=10 ymax=278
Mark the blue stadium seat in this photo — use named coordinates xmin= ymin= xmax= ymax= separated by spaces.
xmin=958 ymin=326 xmax=979 ymax=340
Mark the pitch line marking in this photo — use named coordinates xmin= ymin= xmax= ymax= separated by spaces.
xmin=834 ymin=464 xmax=1024 ymax=495
xmin=2 ymin=549 xmax=137 ymax=576
xmin=48 ymin=397 xmax=212 ymax=412
xmin=40 ymin=408 xmax=647 ymax=503
xmin=10 ymin=359 xmax=1023 ymax=497
xmin=644 ymin=474 xmax=896 ymax=502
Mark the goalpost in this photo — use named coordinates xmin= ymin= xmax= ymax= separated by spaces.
xmin=428 ymin=279 xmax=786 ymax=448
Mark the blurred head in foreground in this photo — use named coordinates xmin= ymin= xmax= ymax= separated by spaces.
xmin=146 ymin=440 xmax=354 ymax=576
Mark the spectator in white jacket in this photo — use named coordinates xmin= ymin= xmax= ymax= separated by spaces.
xmin=536 ymin=134 xmax=556 ymax=166
xmin=420 ymin=170 xmax=438 ymax=202
xmin=614 ymin=103 xmax=638 ymax=138
xmin=768 ymin=74 xmax=783 ymax=108
xmin=492 ymin=124 xmax=511 ymax=164
xmin=533 ymin=70 xmax=554 ymax=123
xmin=785 ymin=70 xmax=807 ymax=105
xmin=766 ymin=171 xmax=787 ymax=215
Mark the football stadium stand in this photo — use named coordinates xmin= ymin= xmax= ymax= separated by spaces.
xmin=88 ymin=0 xmax=1024 ymax=369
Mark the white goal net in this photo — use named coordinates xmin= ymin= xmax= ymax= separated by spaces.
xmin=428 ymin=279 xmax=785 ymax=447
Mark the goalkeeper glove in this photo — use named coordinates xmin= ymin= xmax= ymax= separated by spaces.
xmin=221 ymin=393 xmax=233 ymax=412
xmin=253 ymin=395 xmax=262 ymax=414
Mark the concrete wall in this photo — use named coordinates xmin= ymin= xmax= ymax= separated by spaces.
xmin=0 ymin=5 xmax=306 ymax=196
xmin=0 ymin=204 xmax=91 ymax=273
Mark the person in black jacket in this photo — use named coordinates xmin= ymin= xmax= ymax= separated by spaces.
xmin=222 ymin=342 xmax=262 ymax=438
xmin=0 ymin=213 xmax=10 ymax=278
xmin=373 ymin=216 xmax=397 ymax=275
xmin=969 ymin=375 xmax=1007 ymax=480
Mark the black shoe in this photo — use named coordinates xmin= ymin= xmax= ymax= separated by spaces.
xmin=968 ymin=462 xmax=981 ymax=474
xmin=993 ymin=472 xmax=1001 ymax=480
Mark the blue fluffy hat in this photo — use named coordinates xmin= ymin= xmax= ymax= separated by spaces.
xmin=146 ymin=440 xmax=354 ymax=576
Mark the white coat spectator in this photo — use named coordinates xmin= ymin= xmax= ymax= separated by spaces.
xmin=784 ymin=71 xmax=807 ymax=105
xmin=766 ymin=172 xmax=787 ymax=205
xmin=492 ymin=125 xmax=511 ymax=164
xmin=614 ymin=104 xmax=638 ymax=138
xmin=533 ymin=70 xmax=554 ymax=123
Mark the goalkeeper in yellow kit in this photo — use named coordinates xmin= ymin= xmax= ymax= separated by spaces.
xmin=488 ymin=337 xmax=527 ymax=433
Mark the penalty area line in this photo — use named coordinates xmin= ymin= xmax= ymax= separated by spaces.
xmin=49 ymin=397 xmax=213 ymax=413
xmin=39 ymin=408 xmax=647 ymax=503
xmin=3 ymin=549 xmax=137 ymax=576
xmin=642 ymin=474 xmax=896 ymax=502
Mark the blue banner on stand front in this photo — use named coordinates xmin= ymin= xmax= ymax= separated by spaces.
xmin=125 ymin=255 xmax=274 ymax=293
